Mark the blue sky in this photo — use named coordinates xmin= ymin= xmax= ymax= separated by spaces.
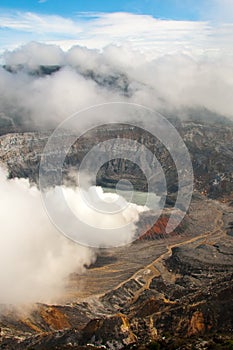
xmin=0 ymin=0 xmax=204 ymax=21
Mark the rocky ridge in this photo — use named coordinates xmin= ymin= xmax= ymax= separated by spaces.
xmin=0 ymin=121 xmax=233 ymax=200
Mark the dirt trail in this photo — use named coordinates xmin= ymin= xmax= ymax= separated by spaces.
xmin=111 ymin=202 xmax=225 ymax=305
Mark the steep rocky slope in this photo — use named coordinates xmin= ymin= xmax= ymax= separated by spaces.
xmin=0 ymin=195 xmax=232 ymax=349
xmin=0 ymin=121 xmax=233 ymax=200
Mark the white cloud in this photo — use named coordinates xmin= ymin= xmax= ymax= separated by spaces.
xmin=4 ymin=41 xmax=64 ymax=68
xmin=0 ymin=11 xmax=232 ymax=60
xmin=1 ymin=40 xmax=233 ymax=122
xmin=0 ymin=10 xmax=82 ymax=35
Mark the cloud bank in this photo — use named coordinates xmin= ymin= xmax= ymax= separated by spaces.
xmin=0 ymin=40 xmax=233 ymax=130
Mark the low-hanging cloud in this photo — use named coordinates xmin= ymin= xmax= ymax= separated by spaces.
xmin=3 ymin=41 xmax=65 ymax=69
xmin=0 ymin=41 xmax=233 ymax=131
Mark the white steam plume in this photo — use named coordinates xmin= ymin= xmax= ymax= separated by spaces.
xmin=0 ymin=168 xmax=147 ymax=304
xmin=0 ymin=167 xmax=95 ymax=304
